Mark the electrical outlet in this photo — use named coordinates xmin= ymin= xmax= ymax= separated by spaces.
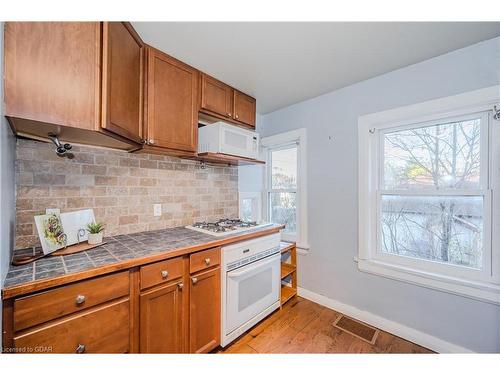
xmin=153 ymin=204 xmax=162 ymax=217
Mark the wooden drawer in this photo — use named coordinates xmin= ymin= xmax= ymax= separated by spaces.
xmin=190 ymin=248 xmax=220 ymax=274
xmin=14 ymin=271 xmax=129 ymax=332
xmin=140 ymin=256 xmax=184 ymax=290
xmin=13 ymin=299 xmax=130 ymax=353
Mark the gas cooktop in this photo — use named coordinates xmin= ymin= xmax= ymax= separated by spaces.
xmin=186 ymin=219 xmax=273 ymax=237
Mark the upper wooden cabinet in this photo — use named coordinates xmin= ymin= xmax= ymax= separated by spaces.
xmin=101 ymin=22 xmax=144 ymax=143
xmin=200 ymin=74 xmax=233 ymax=120
xmin=4 ymin=22 xmax=142 ymax=150
xmin=233 ymin=90 xmax=256 ymax=128
xmin=143 ymin=46 xmax=199 ymax=155
xmin=199 ymin=73 xmax=256 ymax=128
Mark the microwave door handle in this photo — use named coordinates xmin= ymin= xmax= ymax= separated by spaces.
xmin=227 ymin=253 xmax=280 ymax=279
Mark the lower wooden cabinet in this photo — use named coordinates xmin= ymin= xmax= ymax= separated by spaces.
xmin=3 ymin=249 xmax=222 ymax=354
xmin=139 ymin=279 xmax=187 ymax=353
xmin=14 ymin=299 xmax=130 ymax=354
xmin=189 ymin=267 xmax=221 ymax=353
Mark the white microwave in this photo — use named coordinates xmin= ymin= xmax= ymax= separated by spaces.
xmin=198 ymin=122 xmax=260 ymax=160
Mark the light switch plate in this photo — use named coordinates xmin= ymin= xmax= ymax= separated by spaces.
xmin=153 ymin=204 xmax=162 ymax=217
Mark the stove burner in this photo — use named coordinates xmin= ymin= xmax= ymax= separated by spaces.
xmin=192 ymin=219 xmax=258 ymax=233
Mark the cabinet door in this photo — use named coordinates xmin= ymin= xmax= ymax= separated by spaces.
xmin=4 ymin=22 xmax=101 ymax=131
xmin=233 ymin=91 xmax=256 ymax=128
xmin=140 ymin=280 xmax=185 ymax=353
xmin=101 ymin=22 xmax=144 ymax=143
xmin=200 ymin=74 xmax=233 ymax=120
xmin=189 ymin=267 xmax=221 ymax=353
xmin=145 ymin=47 xmax=199 ymax=153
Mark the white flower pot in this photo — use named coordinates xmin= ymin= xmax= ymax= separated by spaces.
xmin=88 ymin=232 xmax=103 ymax=245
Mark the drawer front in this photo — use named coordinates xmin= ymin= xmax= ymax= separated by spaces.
xmin=140 ymin=257 xmax=184 ymax=290
xmin=14 ymin=271 xmax=130 ymax=331
xmin=190 ymin=247 xmax=220 ymax=274
xmin=13 ymin=299 xmax=130 ymax=354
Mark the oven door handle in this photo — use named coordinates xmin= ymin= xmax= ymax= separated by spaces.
xmin=227 ymin=253 xmax=279 ymax=279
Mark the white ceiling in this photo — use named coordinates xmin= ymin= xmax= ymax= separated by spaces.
xmin=132 ymin=22 xmax=500 ymax=114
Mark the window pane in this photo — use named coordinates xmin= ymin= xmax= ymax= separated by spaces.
xmin=269 ymin=192 xmax=296 ymax=234
xmin=241 ymin=198 xmax=254 ymax=222
xmin=271 ymin=147 xmax=297 ymax=189
xmin=380 ymin=195 xmax=483 ymax=269
xmin=384 ymin=118 xmax=481 ymax=189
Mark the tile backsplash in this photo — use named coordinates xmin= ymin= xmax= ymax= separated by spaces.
xmin=15 ymin=139 xmax=239 ymax=249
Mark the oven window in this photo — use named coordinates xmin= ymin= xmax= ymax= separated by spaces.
xmin=238 ymin=268 xmax=272 ymax=311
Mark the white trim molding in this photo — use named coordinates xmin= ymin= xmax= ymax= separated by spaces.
xmin=358 ymin=85 xmax=500 ymax=305
xmin=298 ymin=287 xmax=474 ymax=353
xmin=262 ymin=128 xmax=310 ymax=251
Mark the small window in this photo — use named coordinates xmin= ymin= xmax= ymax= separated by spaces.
xmin=268 ymin=145 xmax=298 ymax=236
xmin=262 ymin=129 xmax=308 ymax=249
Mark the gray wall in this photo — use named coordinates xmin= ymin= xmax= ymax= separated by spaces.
xmin=0 ymin=22 xmax=16 ymax=347
xmin=260 ymin=36 xmax=500 ymax=352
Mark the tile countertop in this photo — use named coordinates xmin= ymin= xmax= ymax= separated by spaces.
xmin=2 ymin=224 xmax=284 ymax=299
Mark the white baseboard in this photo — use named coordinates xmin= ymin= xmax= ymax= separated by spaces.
xmin=297 ymin=287 xmax=474 ymax=353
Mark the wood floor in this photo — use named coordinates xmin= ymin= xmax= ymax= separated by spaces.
xmin=218 ymin=297 xmax=433 ymax=354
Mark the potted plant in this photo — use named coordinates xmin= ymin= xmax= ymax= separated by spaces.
xmin=86 ymin=221 xmax=104 ymax=245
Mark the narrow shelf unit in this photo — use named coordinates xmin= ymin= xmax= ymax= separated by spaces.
xmin=280 ymin=241 xmax=297 ymax=307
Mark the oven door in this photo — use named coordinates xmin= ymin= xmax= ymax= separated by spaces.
xmin=226 ymin=253 xmax=280 ymax=334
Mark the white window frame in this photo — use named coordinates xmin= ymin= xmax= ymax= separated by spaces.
xmin=358 ymin=85 xmax=500 ymax=304
xmin=262 ymin=128 xmax=309 ymax=251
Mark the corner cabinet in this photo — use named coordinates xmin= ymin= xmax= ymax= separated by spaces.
xmin=199 ymin=73 xmax=256 ymax=128
xmin=4 ymin=22 xmax=144 ymax=150
xmin=142 ymin=46 xmax=199 ymax=156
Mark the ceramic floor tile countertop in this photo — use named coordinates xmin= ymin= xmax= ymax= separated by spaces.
xmin=2 ymin=225 xmax=283 ymax=298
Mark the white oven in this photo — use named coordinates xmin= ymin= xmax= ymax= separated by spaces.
xmin=198 ymin=121 xmax=260 ymax=160
xmin=221 ymin=233 xmax=281 ymax=347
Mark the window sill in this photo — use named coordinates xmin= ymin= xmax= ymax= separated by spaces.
xmin=358 ymin=258 xmax=500 ymax=305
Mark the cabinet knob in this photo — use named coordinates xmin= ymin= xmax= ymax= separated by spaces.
xmin=204 ymin=258 xmax=211 ymax=266
xmin=235 ymin=115 xmax=239 ymax=119
xmin=149 ymin=139 xmax=154 ymax=145
xmin=227 ymin=113 xmax=232 ymax=117
xmin=75 ymin=344 xmax=86 ymax=354
xmin=161 ymin=270 xmax=169 ymax=279
xmin=191 ymin=277 xmax=198 ymax=285
xmin=75 ymin=295 xmax=86 ymax=305
xmin=178 ymin=282 xmax=184 ymax=290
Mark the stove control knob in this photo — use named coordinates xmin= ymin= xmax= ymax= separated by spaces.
xmin=204 ymin=258 xmax=211 ymax=266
